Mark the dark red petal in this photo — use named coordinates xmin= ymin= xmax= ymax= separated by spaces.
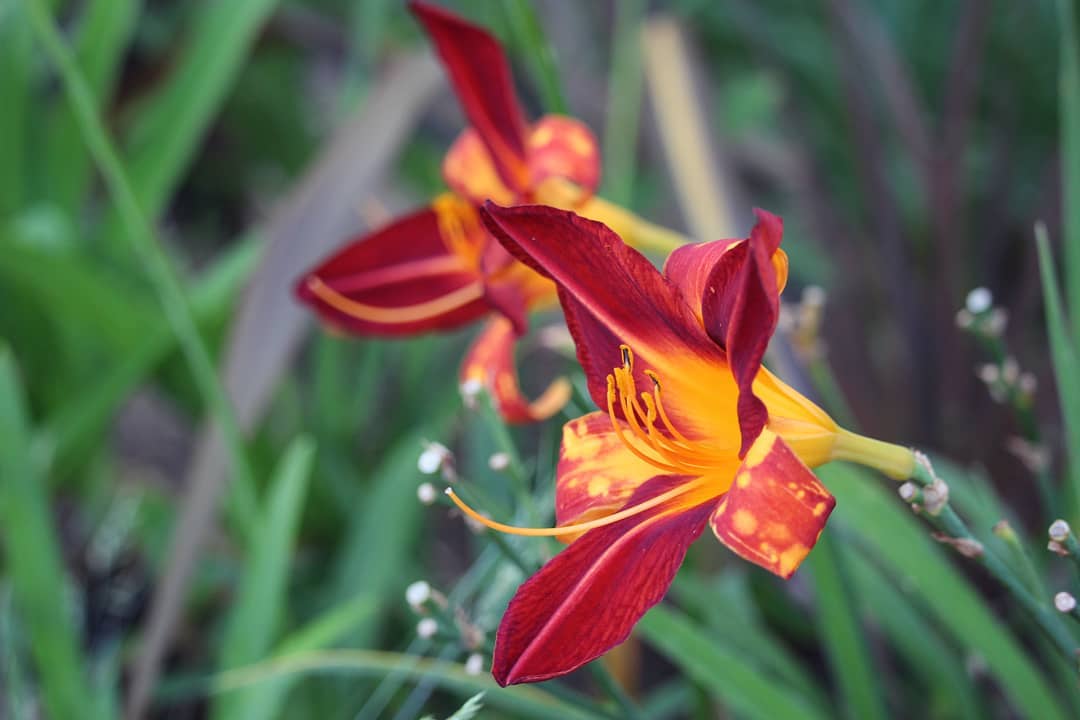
xmin=459 ymin=316 xmax=571 ymax=423
xmin=480 ymin=203 xmax=728 ymax=437
xmin=294 ymin=207 xmax=489 ymax=336
xmin=700 ymin=209 xmax=784 ymax=456
xmin=410 ymin=1 xmax=530 ymax=195
xmin=710 ymin=429 xmax=835 ymax=578
xmin=493 ymin=475 xmax=715 ymax=685
xmin=662 ymin=238 xmax=742 ymax=323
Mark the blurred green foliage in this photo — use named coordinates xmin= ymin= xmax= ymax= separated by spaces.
xmin=2 ymin=1 xmax=1080 ymax=718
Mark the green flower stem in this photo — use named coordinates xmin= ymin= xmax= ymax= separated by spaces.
xmin=910 ymin=459 xmax=1080 ymax=665
xmin=25 ymin=0 xmax=257 ymax=531
xmin=476 ymin=391 xmax=527 ymax=495
xmin=994 ymin=521 xmax=1051 ymax=599
xmin=969 ymin=323 xmax=1057 ymax=515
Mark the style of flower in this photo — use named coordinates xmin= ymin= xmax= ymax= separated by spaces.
xmin=294 ymin=1 xmax=681 ymax=422
xmin=447 ymin=203 xmax=917 ymax=685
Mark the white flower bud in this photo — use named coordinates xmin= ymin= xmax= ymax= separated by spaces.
xmin=416 ymin=617 xmax=438 ymax=638
xmin=405 ymin=580 xmax=431 ymax=608
xmin=965 ymin=287 xmax=992 ymax=314
xmin=1054 ymin=591 xmax=1076 ymax=613
xmin=898 ymin=482 xmax=919 ymax=502
xmin=464 ymin=653 xmax=484 ymax=675
xmin=459 ymin=378 xmax=484 ymax=408
xmin=418 ymin=442 xmax=451 ymax=475
xmin=1049 ymin=519 xmax=1071 ymax=543
xmin=417 ymin=482 xmax=438 ymax=505
xmin=488 ymin=452 xmax=510 ymax=471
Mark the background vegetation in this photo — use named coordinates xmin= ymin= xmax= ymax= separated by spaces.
xmin=2 ymin=1 xmax=1080 ymax=718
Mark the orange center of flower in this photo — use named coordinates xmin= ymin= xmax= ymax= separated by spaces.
xmin=605 ymin=345 xmax=729 ymax=475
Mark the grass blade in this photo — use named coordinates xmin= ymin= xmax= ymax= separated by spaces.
xmin=0 ymin=0 xmax=32 ymax=214
xmin=100 ymin=0 xmax=281 ymax=243
xmin=602 ymin=0 xmax=647 ymax=206
xmin=42 ymin=0 xmax=141 ymax=214
xmin=1036 ymin=224 xmax=1080 ymax=523
xmin=1059 ymin=0 xmax=1080 ymax=338
xmin=824 ymin=463 xmax=1070 ymax=720
xmin=212 ymin=436 xmax=315 ymax=720
xmin=847 ymin=545 xmax=983 ymax=720
xmin=0 ymin=347 xmax=103 ymax=720
xmin=638 ymin=605 xmax=830 ymax=720
xmin=498 ymin=0 xmax=567 ymax=114
xmin=805 ymin=533 xmax=887 ymax=720
xmin=210 ymin=649 xmax=601 ymax=720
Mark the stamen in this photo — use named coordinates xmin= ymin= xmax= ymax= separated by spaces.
xmin=605 ymin=376 xmax=683 ymax=472
xmin=444 ymin=478 xmax=709 ymax=537
xmin=305 ymin=276 xmax=483 ymax=324
xmin=605 ymin=344 xmax=729 ymax=473
xmin=433 ymin=194 xmax=484 ymax=266
xmin=645 ymin=370 xmax=693 ymax=445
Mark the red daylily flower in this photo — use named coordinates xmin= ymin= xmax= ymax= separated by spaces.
xmin=446 ymin=203 xmax=916 ymax=685
xmin=294 ymin=1 xmax=672 ymax=423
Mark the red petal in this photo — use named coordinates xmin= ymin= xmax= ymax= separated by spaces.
xmin=295 ymin=207 xmax=491 ymax=336
xmin=411 ymin=1 xmax=530 ymax=195
xmin=663 ymin=238 xmax=742 ymax=324
xmin=493 ymin=475 xmax=715 ymax=685
xmin=710 ymin=429 xmax=835 ymax=579
xmin=700 ymin=209 xmax=784 ymax=456
xmin=460 ymin=316 xmax=571 ymax=423
xmin=528 ymin=115 xmax=601 ymax=199
xmin=481 ymin=203 xmax=734 ymax=442
xmin=555 ymin=412 xmax=663 ymax=529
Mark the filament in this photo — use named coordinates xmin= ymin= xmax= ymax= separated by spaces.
xmin=444 ymin=477 xmax=710 ymax=537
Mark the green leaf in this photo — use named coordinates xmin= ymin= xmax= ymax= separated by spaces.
xmin=42 ymin=0 xmax=140 ymax=214
xmin=211 ymin=649 xmax=600 ymax=720
xmin=39 ymin=237 xmax=258 ymax=473
xmin=329 ymin=391 xmax=459 ymax=644
xmin=846 ymin=545 xmax=983 ymax=720
xmin=98 ymin=0 xmax=281 ymax=248
xmin=638 ymin=605 xmax=831 ymax=720
xmin=1058 ymin=0 xmax=1080 ymax=339
xmin=602 ymin=0 xmax=647 ymax=206
xmin=670 ymin=573 xmax=826 ymax=709
xmin=1036 ymin=225 xmax=1080 ymax=524
xmin=212 ymin=435 xmax=316 ymax=720
xmin=824 ymin=463 xmax=1070 ymax=720
xmin=0 ymin=347 xmax=104 ymax=720
xmin=498 ymin=0 xmax=567 ymax=114
xmin=805 ymin=533 xmax=887 ymax=720
xmin=0 ymin=0 xmax=32 ymax=214
xmin=223 ymin=594 xmax=376 ymax=720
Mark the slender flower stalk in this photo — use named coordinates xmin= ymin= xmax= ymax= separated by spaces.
xmin=437 ymin=203 xmax=925 ymax=685
xmin=294 ymin=1 xmax=688 ymax=423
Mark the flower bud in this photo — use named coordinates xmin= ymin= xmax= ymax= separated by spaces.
xmin=965 ymin=287 xmax=993 ymax=314
xmin=1054 ymin=591 xmax=1076 ymax=613
xmin=464 ymin=653 xmax=484 ymax=675
xmin=1048 ymin=519 xmax=1071 ymax=543
xmin=488 ymin=452 xmax=510 ymax=471
xmin=417 ymin=617 xmax=438 ymax=639
xmin=406 ymin=580 xmax=431 ymax=609
xmin=417 ymin=482 xmax=438 ymax=505
xmin=418 ymin=442 xmax=452 ymax=475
